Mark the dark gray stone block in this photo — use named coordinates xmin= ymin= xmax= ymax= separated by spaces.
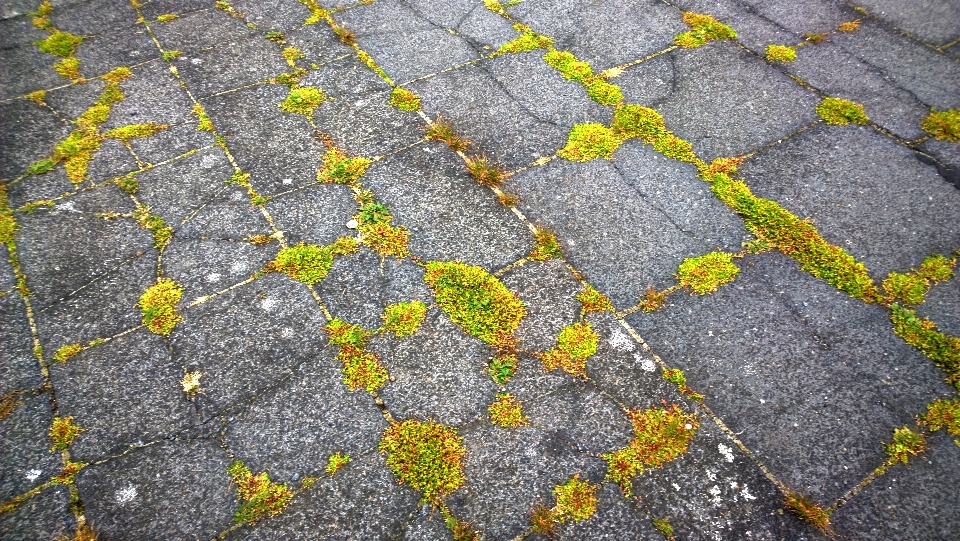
xmin=104 ymin=59 xmax=197 ymax=129
xmin=300 ymin=54 xmax=392 ymax=99
xmin=0 ymin=485 xmax=75 ymax=541
xmin=401 ymin=0 xmax=518 ymax=52
xmin=500 ymin=258 xmax=582 ymax=352
xmin=311 ymin=86 xmax=426 ymax=158
xmin=72 ymin=25 xmax=161 ymax=79
xmin=0 ymin=281 xmax=43 ymax=396
xmin=523 ymin=381 xmax=634 ymax=455
xmin=159 ymin=237 xmax=276 ymax=300
xmin=129 ymin=121 xmax=216 ymax=166
xmin=174 ymin=185 xmax=273 ymax=240
xmin=0 ymin=98 xmax=71 ymax=180
xmin=915 ymin=275 xmax=960 ymax=337
xmin=0 ymin=393 xmax=61 ymax=502
xmin=738 ymin=0 xmax=853 ymax=35
xmin=138 ymin=0 xmax=212 ymax=20
xmin=48 ymin=0 xmax=139 ymax=37
xmin=0 ymin=12 xmax=51 ymax=50
xmin=266 ymin=183 xmax=356 ymax=246
xmin=666 ymin=0 xmax=799 ymax=54
xmin=317 ymin=247 xmax=385 ymax=329
xmin=0 ymin=44 xmax=64 ymax=100
xmin=853 ymin=0 xmax=960 ymax=47
xmin=231 ymin=0 xmax=313 ymax=32
xmin=285 ymin=22 xmax=355 ymax=68
xmin=174 ymin=35 xmax=289 ymax=98
xmin=136 ymin=146 xmax=235 ymax=228
xmin=150 ymin=7 xmax=257 ymax=54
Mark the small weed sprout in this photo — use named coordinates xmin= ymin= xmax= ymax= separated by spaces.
xmin=674 ymin=12 xmax=737 ymax=48
xmin=921 ymin=399 xmax=960 ymax=445
xmin=53 ymin=343 xmax=83 ymax=363
xmin=676 ymin=252 xmax=740 ymax=294
xmin=576 ymin=284 xmax=614 ymax=313
xmin=884 ymin=426 xmax=925 ymax=464
xmin=325 ymin=452 xmax=351 ymax=475
xmin=425 ymin=116 xmax=470 ymax=152
xmin=558 ymin=123 xmax=621 ymax=161
xmin=530 ymin=505 xmax=559 ymax=536
xmin=488 ymin=353 xmax=518 ymax=384
xmin=920 ymin=109 xmax=960 ymax=142
xmin=464 ymin=155 xmax=505 ymax=187
xmin=138 ymin=278 xmax=184 ymax=335
xmin=379 ymin=419 xmax=466 ymax=501
xmin=540 ymin=322 xmax=598 ymax=377
xmin=785 ymin=492 xmax=832 ymax=534
xmin=765 ymin=44 xmax=797 ymax=62
xmin=552 ymin=474 xmax=598 ymax=523
xmin=381 ymin=301 xmax=427 ymax=337
xmin=227 ymin=461 xmax=293 ymax=524
xmin=389 ymin=87 xmax=421 ymax=111
xmin=639 ymin=285 xmax=669 ymax=312
xmin=50 ymin=416 xmax=84 ymax=451
xmin=816 ymin=97 xmax=870 ymax=125
xmin=279 ymin=86 xmax=328 ymax=116
xmin=488 ymin=393 xmax=527 ymax=427
xmin=181 ymin=371 xmax=202 ymax=398
xmin=529 ymin=227 xmax=562 ymax=261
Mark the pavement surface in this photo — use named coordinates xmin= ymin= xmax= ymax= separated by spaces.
xmin=2 ymin=0 xmax=960 ymax=540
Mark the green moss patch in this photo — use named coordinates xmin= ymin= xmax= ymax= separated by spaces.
xmin=35 ymin=31 xmax=83 ymax=57
xmin=529 ymin=227 xmax=562 ymax=261
xmin=920 ymin=109 xmax=960 ymax=142
xmin=653 ymin=517 xmax=676 ymax=540
xmin=586 ymin=79 xmax=623 ymax=106
xmin=576 ymin=284 xmax=614 ymax=313
xmin=133 ymin=204 xmax=172 ymax=249
xmin=357 ymin=50 xmax=393 ymax=85
xmin=552 ymin=474 xmax=598 ymax=523
xmin=379 ymin=419 xmax=466 ymax=501
xmin=540 ymin=322 xmax=598 ymax=377
xmin=138 ymin=278 xmax=184 ymax=335
xmin=0 ymin=184 xmax=16 ymax=245
xmin=53 ymin=343 xmax=83 ymax=363
xmin=101 ymin=67 xmax=132 ymax=83
xmin=488 ymin=393 xmax=527 ymax=427
xmin=676 ymin=251 xmax=739 ymax=294
xmin=891 ymin=304 xmax=960 ymax=390
xmin=487 ymin=353 xmax=517 ymax=385
xmin=279 ymin=85 xmax=328 ymax=116
xmin=49 ymin=416 xmax=84 ymax=451
xmin=156 ymin=13 xmax=179 ymax=22
xmin=765 ymin=44 xmax=797 ymax=62
xmin=662 ymin=368 xmax=704 ymax=401
xmin=921 ymin=399 xmax=960 ymax=446
xmin=558 ymin=123 xmax=621 ymax=161
xmin=816 ymin=97 xmax=869 ymax=125
xmin=611 ymin=105 xmax=700 ymax=164
xmin=323 ymin=318 xmax=390 ymax=392
xmin=317 ymin=147 xmax=371 ymax=185
xmin=494 ymin=24 xmax=553 ymax=55
xmin=104 ymin=122 xmax=169 ymax=142
xmin=282 ymin=46 xmax=304 ymax=66
xmin=884 ymin=426 xmax=925 ymax=465
xmin=389 ymin=87 xmax=421 ymax=111
xmin=53 ymin=57 xmax=80 ymax=79
xmin=785 ymin=492 xmax=832 ymax=534
xmin=543 ymin=50 xmax=594 ymax=83
xmin=381 ymin=301 xmax=427 ymax=337
xmin=26 ymin=90 xmax=46 ymax=106
xmin=271 ymin=242 xmax=334 ymax=284
xmin=325 ymin=452 xmax=351 ymax=475
xmin=423 ymin=261 xmax=526 ymax=346
xmin=674 ymin=12 xmax=736 ymax=48
xmin=227 ymin=461 xmax=293 ymax=524
xmin=601 ymin=405 xmax=698 ymax=497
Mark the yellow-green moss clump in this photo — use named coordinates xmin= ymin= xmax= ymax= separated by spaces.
xmin=601 ymin=405 xmax=698 ymax=497
xmin=883 ymin=254 xmax=954 ymax=305
xmin=891 ymin=304 xmax=960 ymax=390
xmin=53 ymin=343 xmax=83 ymax=363
xmin=576 ymin=284 xmax=614 ymax=313
xmin=379 ymin=419 xmax=466 ymax=501
xmin=558 ymin=123 xmax=621 ymax=161
xmin=884 ymin=426 xmax=925 ymax=464
xmin=662 ymin=367 xmax=704 ymax=401
xmin=279 ymin=85 xmax=328 ymax=116
xmin=920 ymin=398 xmax=960 ymax=446
xmin=552 ymin=475 xmax=598 ymax=523
xmin=138 ymin=278 xmax=184 ymax=335
xmin=494 ymin=24 xmax=553 ymax=55
xmin=317 ymin=147 xmax=371 ymax=185
xmin=488 ymin=393 xmax=527 ymax=427
xmin=676 ymin=251 xmax=740 ymax=294
xmin=529 ymin=227 xmax=562 ymax=261
xmin=389 ymin=87 xmax=421 ymax=111
xmin=543 ymin=49 xmax=624 ymax=106
xmin=423 ymin=261 xmax=526 ymax=346
xmin=270 ymin=242 xmax=335 ymax=284
xmin=103 ymin=122 xmax=169 ymax=142
xmin=540 ymin=322 xmax=598 ymax=377
xmin=816 ymin=97 xmax=870 ymax=125
xmin=765 ymin=44 xmax=797 ymax=62
xmin=354 ymin=201 xmax=410 ymax=259
xmin=227 ymin=461 xmax=294 ymax=524
xmin=0 ymin=185 xmax=16 ymax=245
xmin=920 ymin=109 xmax=960 ymax=142
xmin=35 ymin=31 xmax=83 ymax=57
xmin=381 ymin=301 xmax=427 ymax=337
xmin=49 ymin=416 xmax=84 ymax=451
xmin=611 ymin=105 xmax=700 ymax=164
xmin=324 ymin=318 xmax=390 ymax=393
xmin=785 ymin=492 xmax=832 ymax=534
xmin=325 ymin=452 xmax=351 ymax=475
xmin=653 ymin=518 xmax=676 ymax=540
xmin=675 ymin=12 xmax=736 ymax=48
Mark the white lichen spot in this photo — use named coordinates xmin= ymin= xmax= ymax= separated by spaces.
xmin=706 ymin=469 xmax=717 ymax=481
xmin=115 ymin=484 xmax=137 ymax=504
xmin=741 ymin=485 xmax=757 ymax=501
xmin=718 ymin=443 xmax=735 ymax=463
xmin=229 ymin=260 xmax=248 ymax=275
xmin=26 ymin=469 xmax=42 ymax=482
xmin=672 ymin=483 xmax=681 ymax=491
xmin=281 ymin=327 xmax=294 ymax=338
xmin=346 ymin=219 xmax=359 ymax=229
xmin=609 ymin=330 xmax=634 ymax=351
xmin=181 ymin=371 xmax=202 ymax=398
xmin=708 ymin=485 xmax=722 ymax=505
xmin=260 ymin=297 xmax=278 ymax=312
xmin=199 ymin=154 xmax=219 ymax=169
xmin=57 ymin=201 xmax=79 ymax=213
xmin=282 ymin=178 xmax=293 ymax=185
xmin=205 ymin=273 xmax=222 ymax=283
xmin=639 ymin=356 xmax=656 ymax=372
xmin=191 ymin=58 xmax=202 ymax=65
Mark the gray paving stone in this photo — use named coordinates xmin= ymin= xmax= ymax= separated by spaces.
xmin=49 ymin=328 xmax=197 ymax=462
xmin=85 ymin=137 xmax=140 ymax=184
xmin=317 ymin=246 xmax=385 ymax=329
xmin=103 ymin=59 xmax=196 ymax=130
xmin=853 ymin=0 xmax=960 ymax=46
xmin=170 ymin=272 xmax=328 ymax=415
xmin=831 ymin=19 xmax=960 ymax=110
xmin=0 ymin=280 xmax=42 ymax=397
xmin=174 ymin=185 xmax=273 ymax=240
xmin=383 ymin=257 xmax=433 ymax=307
xmin=830 ymin=432 xmax=960 ymax=540
xmin=334 ymin=0 xmax=480 ymax=83
xmin=739 ymin=124 xmax=960 ymax=279
xmin=920 ymin=138 xmax=960 ymax=189
xmin=552 ymin=482 xmax=660 ymax=540
xmin=361 ymin=141 xmax=532 ymax=269
xmin=408 ymin=63 xmax=569 ymax=169
xmin=72 ymin=25 xmax=161 ymax=78
xmin=285 ymin=23 xmax=355 ymax=68
xmin=48 ymin=0 xmax=138 ymax=36
xmin=0 ymin=485 xmax=76 ymax=541
xmin=77 ymin=437 xmax=235 ymax=541
xmin=0 ymin=98 xmax=70 ymax=181
xmin=402 ymin=0 xmax=518 ymax=52
xmin=223 ymin=356 xmax=388 ymax=484
xmin=174 ymin=35 xmax=289 ymax=98
xmin=3 ymin=170 xmax=75 ymax=216
xmin=372 ymin=308 xmax=498 ymax=427
xmin=136 ymin=146 xmax=235 ymax=228
xmin=738 ymin=0 xmax=853 ymax=35
xmin=150 ymin=7 xmax=257 ymax=54
xmin=626 ymin=252 xmax=955 ymax=503
xmin=620 ymin=40 xmax=821 ymax=161
xmin=223 ymin=451 xmax=419 ymax=540
xmin=202 ymin=84 xmax=324 ymax=196
xmin=915 ymin=276 xmax=960 ymax=337
xmin=0 ymin=12 xmax=53 ymax=50
xmin=500 ymin=258 xmax=581 ymax=352
xmin=39 ymin=76 xmax=107 ymax=121
xmin=0 ymin=44 xmax=65 ymax=100
xmin=137 ymin=0 xmax=211 ymax=20
xmin=667 ymin=0 xmax=798 ymax=54
xmin=230 ymin=0 xmax=313 ymax=32
xmin=0 ymin=393 xmax=61 ymax=502
xmin=509 ymin=155 xmax=721 ymax=309
xmin=523 ymin=381 xmax=633 ymax=456
xmin=161 ymin=238 xmax=276 ymax=300
xmin=266 ymin=184 xmax=356 ymax=247
xmin=401 ymin=510 xmax=449 ymax=541
xmin=128 ymin=121 xmax=216 ymax=166
xmin=507 ymin=0 xmax=686 ymax=70
xmin=300 ymin=54 xmax=392 ymax=99
xmin=311 ymin=86 xmax=426 ymax=158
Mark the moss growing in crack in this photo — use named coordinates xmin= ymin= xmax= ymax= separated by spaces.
xmin=282 ymin=46 xmax=304 ymax=67
xmin=317 ymin=147 xmax=371 ymax=185
xmin=101 ymin=67 xmax=132 ymax=84
xmin=890 ymin=304 xmax=960 ymax=390
xmin=379 ymin=419 xmax=466 ymax=501
xmin=543 ymin=50 xmax=594 ymax=83
xmin=540 ymin=322 xmax=598 ymax=377
xmin=215 ymin=0 xmax=244 ymax=18
xmin=389 ymin=87 xmax=421 ymax=111
xmin=765 ymin=44 xmax=797 ymax=62
xmin=298 ymin=0 xmax=328 ymax=24
xmin=265 ymin=31 xmax=286 ymax=44
xmin=0 ymin=185 xmax=18 ymax=245
xmin=494 ymin=24 xmax=554 ymax=55
xmin=381 ymin=301 xmax=427 ymax=337
xmin=529 ymin=227 xmax=562 ymax=261
xmin=156 ymin=13 xmax=179 ymax=22
xmin=35 ymin=31 xmax=83 ymax=57
xmin=138 ymin=278 xmax=184 ymax=335
xmin=785 ymin=492 xmax=832 ymax=533
xmin=162 ymin=50 xmax=183 ymax=61
xmin=586 ymin=79 xmax=623 ymax=106
xmin=423 ymin=261 xmax=526 ymax=346
xmin=576 ymin=284 xmax=614 ymax=313
xmin=192 ymin=104 xmax=215 ymax=132
xmin=883 ymin=272 xmax=928 ymax=305
xmin=279 ymin=85 xmax=328 ymax=116
xmin=464 ymin=155 xmax=506 ymax=186
xmin=271 ymin=242 xmax=334 ymax=284
xmin=227 ymin=461 xmax=293 ymax=524
xmin=558 ymin=123 xmax=621 ymax=161
xmin=653 ymin=517 xmax=676 ymax=540
xmin=676 ymin=252 xmax=740 ymax=294
xmin=704 ymin=169 xmax=881 ymax=302
xmin=674 ymin=12 xmax=737 ymax=48
xmin=612 ymin=104 xmax=668 ymax=142
xmin=921 ymin=399 xmax=960 ymax=446
xmin=114 ymin=173 xmax=138 ymax=194
xmin=817 ymin=97 xmax=869 ymax=125
xmin=325 ymin=452 xmax=351 ymax=475
xmin=0 ymin=392 xmax=24 ymax=422
xmin=552 ymin=474 xmax=598 ymax=523
xmin=488 ymin=393 xmax=527 ymax=427
xmin=50 ymin=416 xmax=84 ymax=451
xmin=884 ymin=426 xmax=925 ymax=465
xmin=53 ymin=343 xmax=83 ymax=363
xmin=601 ymin=404 xmax=698 ymax=497
xmin=360 ymin=221 xmax=410 ymax=259
xmin=26 ymin=90 xmax=46 ymax=105
xmin=426 ymin=115 xmax=470 ymax=152
xmin=52 ymin=461 xmax=86 ymax=485
xmin=330 ymin=236 xmax=359 ymax=256
xmin=920 ymin=109 xmax=960 ymax=142
xmin=104 ymin=122 xmax=169 ymax=142
xmin=488 ymin=353 xmax=517 ymax=385
xmin=271 ymin=67 xmax=308 ymax=88
xmin=662 ymin=367 xmax=704 ymax=401
xmin=356 ymin=50 xmax=393 ymax=85
xmin=324 ymin=318 xmax=390 ymax=392
xmin=133 ymin=204 xmax=172 ymax=249
xmin=181 ymin=370 xmax=202 ymax=398
xmin=838 ymin=20 xmax=861 ymax=32
xmin=53 ymin=57 xmax=80 ymax=79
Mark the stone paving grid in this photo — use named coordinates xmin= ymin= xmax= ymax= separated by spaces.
xmin=0 ymin=0 xmax=959 ymax=540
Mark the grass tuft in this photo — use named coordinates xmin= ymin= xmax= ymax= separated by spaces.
xmin=464 ymin=155 xmax=505 ymax=186
xmin=558 ymin=123 xmax=621 ymax=161
xmin=586 ymin=79 xmax=623 ymax=106
xmin=379 ymin=419 xmax=466 ymax=501
xmin=104 ymin=122 xmax=168 ymax=142
xmin=282 ymin=46 xmax=304 ymax=66
xmin=662 ymin=367 xmax=704 ymax=401
xmin=53 ymin=57 xmax=81 ymax=79
xmin=529 ymin=227 xmax=562 ymax=261
xmin=920 ymin=109 xmax=960 ymax=142
xmin=676 ymin=251 xmax=740 ymax=294
xmin=425 ymin=116 xmax=470 ymax=152
xmin=785 ymin=492 xmax=832 ymax=534
xmin=653 ymin=517 xmax=676 ymax=540
xmin=816 ymin=97 xmax=869 ymax=125
xmin=838 ymin=20 xmax=861 ymax=32
xmin=638 ymin=285 xmax=669 ymax=312
xmin=488 ymin=393 xmax=527 ymax=427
